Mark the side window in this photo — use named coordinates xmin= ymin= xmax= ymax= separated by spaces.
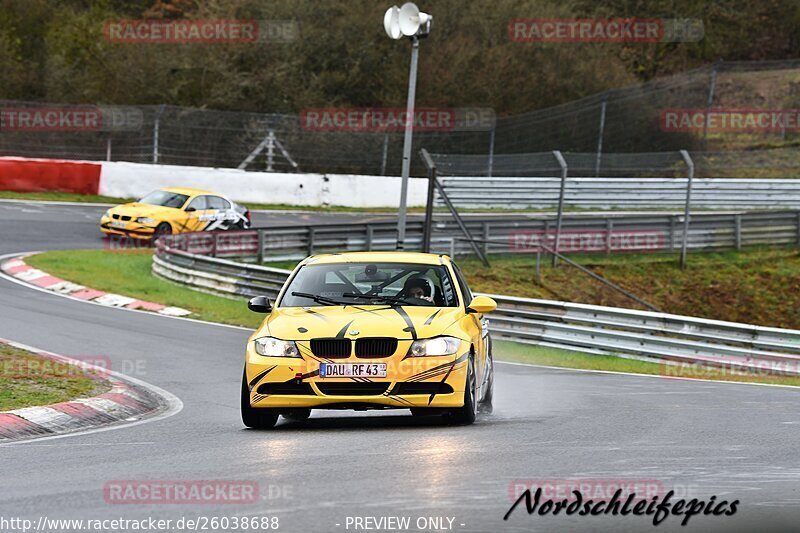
xmin=207 ymin=196 xmax=230 ymax=210
xmin=186 ymin=196 xmax=207 ymax=211
xmin=451 ymin=263 xmax=473 ymax=304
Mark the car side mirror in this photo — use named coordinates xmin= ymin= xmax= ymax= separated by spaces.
xmin=466 ymin=295 xmax=496 ymax=314
xmin=248 ymin=296 xmax=272 ymax=313
xmin=185 ymin=207 xmax=196 ymax=212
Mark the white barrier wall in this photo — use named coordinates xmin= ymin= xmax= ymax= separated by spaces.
xmin=99 ymin=161 xmax=428 ymax=208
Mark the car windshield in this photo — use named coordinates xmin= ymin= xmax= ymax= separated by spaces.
xmin=280 ymin=262 xmax=459 ymax=308
xmin=139 ymin=190 xmax=189 ymax=209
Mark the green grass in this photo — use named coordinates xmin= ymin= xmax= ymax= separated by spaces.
xmin=0 ymin=343 xmax=110 ymax=411
xmin=494 ymin=340 xmax=800 ymax=387
xmin=26 ymin=250 xmax=263 ymax=329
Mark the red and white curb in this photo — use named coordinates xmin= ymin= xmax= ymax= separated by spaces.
xmin=0 ymin=255 xmax=191 ymax=317
xmin=0 ymin=338 xmax=180 ymax=442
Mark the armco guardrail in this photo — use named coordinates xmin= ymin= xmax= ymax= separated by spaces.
xmin=437 ymin=177 xmax=800 ymax=210
xmin=159 ymin=210 xmax=800 ymax=261
xmin=154 ymin=247 xmax=800 ymax=376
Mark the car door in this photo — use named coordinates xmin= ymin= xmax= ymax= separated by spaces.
xmin=452 ymin=262 xmax=488 ymax=389
xmin=181 ymin=195 xmax=213 ymax=232
xmin=205 ymin=195 xmax=235 ymax=230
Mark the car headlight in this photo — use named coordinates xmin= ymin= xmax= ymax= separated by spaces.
xmin=103 ymin=209 xmax=112 ymax=218
xmin=253 ymin=337 xmax=300 ymax=357
xmin=407 ymin=336 xmax=461 ymax=357
xmin=136 ymin=217 xmax=157 ymax=225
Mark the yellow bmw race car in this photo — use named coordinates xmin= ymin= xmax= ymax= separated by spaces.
xmin=100 ymin=187 xmax=251 ymax=240
xmin=241 ymin=251 xmax=497 ymax=428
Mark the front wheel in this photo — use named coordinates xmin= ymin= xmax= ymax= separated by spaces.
xmin=241 ymin=369 xmax=279 ymax=429
xmin=448 ymin=356 xmax=477 ymax=425
xmin=153 ymin=222 xmax=172 ymax=241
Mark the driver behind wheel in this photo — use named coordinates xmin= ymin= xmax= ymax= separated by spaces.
xmin=402 ymin=277 xmax=434 ymax=303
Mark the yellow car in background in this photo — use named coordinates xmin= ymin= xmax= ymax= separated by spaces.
xmin=100 ymin=187 xmax=251 ymax=240
xmin=241 ymin=251 xmax=497 ymax=429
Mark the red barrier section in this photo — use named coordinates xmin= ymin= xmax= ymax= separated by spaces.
xmin=0 ymin=157 xmax=101 ymax=194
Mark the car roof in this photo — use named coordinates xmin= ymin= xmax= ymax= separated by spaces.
xmin=160 ymin=187 xmax=218 ymax=196
xmin=303 ymin=252 xmax=450 ymax=266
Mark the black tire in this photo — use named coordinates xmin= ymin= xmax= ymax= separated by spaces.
xmin=282 ymin=409 xmax=311 ymax=422
xmin=478 ymin=347 xmax=494 ymax=414
xmin=153 ymin=222 xmax=172 ymax=239
xmin=241 ymin=369 xmax=279 ymax=429
xmin=448 ymin=356 xmax=478 ymax=425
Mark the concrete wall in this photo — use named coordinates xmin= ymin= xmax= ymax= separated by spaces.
xmin=99 ymin=161 xmax=428 ymax=208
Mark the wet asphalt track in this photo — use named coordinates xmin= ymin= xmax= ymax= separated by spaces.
xmin=1 ymin=200 xmax=799 ymax=533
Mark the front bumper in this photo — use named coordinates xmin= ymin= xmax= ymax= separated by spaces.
xmin=100 ymin=217 xmax=157 ymax=239
xmin=244 ymin=341 xmax=469 ymax=409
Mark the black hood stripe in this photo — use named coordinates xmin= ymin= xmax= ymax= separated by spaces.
xmin=392 ymin=306 xmax=417 ymax=340
xmin=336 ymin=320 xmax=354 ymax=338
xmin=424 ymin=309 xmax=441 ymax=325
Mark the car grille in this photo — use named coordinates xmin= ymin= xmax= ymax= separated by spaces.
xmin=121 ymin=215 xmax=132 ymax=221
xmin=316 ymin=382 xmax=390 ymax=396
xmin=355 ymin=337 xmax=398 ymax=358
xmin=112 ymin=214 xmax=120 ymax=219
xmin=310 ymin=338 xmax=351 ymax=358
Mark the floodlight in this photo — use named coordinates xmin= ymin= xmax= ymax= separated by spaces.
xmin=399 ymin=3 xmax=431 ymax=37
xmin=384 ymin=6 xmax=402 ymax=39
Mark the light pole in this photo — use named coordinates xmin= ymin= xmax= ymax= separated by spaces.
xmin=384 ymin=3 xmax=432 ymax=250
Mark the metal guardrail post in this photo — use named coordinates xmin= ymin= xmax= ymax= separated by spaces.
xmin=152 ymin=104 xmax=165 ymax=164
xmin=432 ymin=179 xmax=490 ymax=266
xmin=535 ymin=250 xmax=541 ymax=283
xmin=605 ymin=219 xmax=613 ymax=255
xmin=552 ymin=150 xmax=568 ymax=267
xmin=487 ymin=126 xmax=496 ymax=177
xmin=734 ymin=214 xmax=742 ymax=250
xmin=257 ymin=230 xmax=265 ymax=264
xmin=366 ymin=225 xmax=373 ymax=251
xmin=307 ymin=227 xmax=315 ymax=256
xmin=679 ymin=150 xmax=695 ymax=270
xmin=702 ymin=63 xmax=718 ymax=148
xmin=211 ymin=232 xmax=218 ymax=258
xmin=796 ymin=212 xmax=800 ymax=246
xmin=482 ymin=222 xmax=490 ymax=257
xmin=420 ymin=148 xmax=437 ymax=254
xmin=595 ymin=98 xmax=606 ymax=177
xmin=380 ymin=133 xmax=389 ymax=176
